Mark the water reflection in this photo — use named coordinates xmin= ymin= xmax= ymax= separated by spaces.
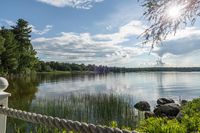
xmin=5 ymin=72 xmax=200 ymax=132
xmin=6 ymin=75 xmax=39 ymax=133
xmin=7 ymin=75 xmax=39 ymax=110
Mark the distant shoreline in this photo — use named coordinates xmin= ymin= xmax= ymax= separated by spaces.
xmin=124 ymin=67 xmax=200 ymax=72
xmin=36 ymin=67 xmax=200 ymax=74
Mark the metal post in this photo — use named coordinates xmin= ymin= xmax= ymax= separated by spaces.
xmin=0 ymin=77 xmax=10 ymax=133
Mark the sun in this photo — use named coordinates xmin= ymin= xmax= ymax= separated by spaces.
xmin=167 ymin=5 xmax=183 ymax=20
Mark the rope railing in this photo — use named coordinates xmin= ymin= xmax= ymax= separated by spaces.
xmin=0 ymin=106 xmax=136 ymax=133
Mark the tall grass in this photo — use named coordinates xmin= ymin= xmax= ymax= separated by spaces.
xmin=7 ymin=93 xmax=138 ymax=133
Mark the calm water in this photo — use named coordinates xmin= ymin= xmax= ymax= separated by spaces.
xmin=5 ymin=72 xmax=200 ymax=132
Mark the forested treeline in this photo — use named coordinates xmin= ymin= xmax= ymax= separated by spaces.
xmin=36 ymin=61 xmax=123 ymax=73
xmin=0 ymin=19 xmax=38 ymax=75
xmin=36 ymin=61 xmax=200 ymax=73
xmin=37 ymin=61 xmax=142 ymax=73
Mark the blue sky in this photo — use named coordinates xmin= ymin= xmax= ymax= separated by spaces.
xmin=1 ymin=0 xmax=200 ymax=67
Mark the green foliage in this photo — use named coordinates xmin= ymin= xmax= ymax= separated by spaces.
xmin=0 ymin=35 xmax=5 ymax=73
xmin=181 ymin=98 xmax=200 ymax=132
xmin=11 ymin=19 xmax=32 ymax=46
xmin=136 ymin=98 xmax=200 ymax=133
xmin=0 ymin=28 xmax=18 ymax=73
xmin=0 ymin=19 xmax=38 ymax=74
xmin=137 ymin=118 xmax=186 ymax=133
xmin=181 ymin=98 xmax=200 ymax=115
xmin=0 ymin=35 xmax=5 ymax=54
xmin=109 ymin=121 xmax=118 ymax=128
xmin=12 ymin=19 xmax=38 ymax=73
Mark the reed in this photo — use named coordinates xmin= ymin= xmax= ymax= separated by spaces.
xmin=7 ymin=93 xmax=138 ymax=133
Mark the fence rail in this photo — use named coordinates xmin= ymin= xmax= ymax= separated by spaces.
xmin=0 ymin=105 xmax=137 ymax=133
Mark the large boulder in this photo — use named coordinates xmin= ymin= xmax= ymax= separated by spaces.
xmin=145 ymin=111 xmax=155 ymax=119
xmin=157 ymin=98 xmax=175 ymax=105
xmin=134 ymin=101 xmax=150 ymax=111
xmin=154 ymin=103 xmax=180 ymax=117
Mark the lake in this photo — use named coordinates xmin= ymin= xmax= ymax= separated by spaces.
xmin=5 ymin=72 xmax=200 ymax=132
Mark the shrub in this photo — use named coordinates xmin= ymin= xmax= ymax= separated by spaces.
xmin=136 ymin=118 xmax=186 ymax=133
xmin=136 ymin=98 xmax=200 ymax=133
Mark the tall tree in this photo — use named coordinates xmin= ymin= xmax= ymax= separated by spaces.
xmin=0 ymin=35 xmax=5 ymax=73
xmin=12 ymin=19 xmax=38 ymax=73
xmin=0 ymin=35 xmax=5 ymax=54
xmin=0 ymin=28 xmax=18 ymax=73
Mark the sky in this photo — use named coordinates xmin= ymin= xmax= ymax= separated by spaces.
xmin=1 ymin=0 xmax=200 ymax=67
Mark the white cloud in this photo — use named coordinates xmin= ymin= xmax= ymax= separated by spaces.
xmin=153 ymin=27 xmax=200 ymax=57
xmin=36 ymin=0 xmax=104 ymax=9
xmin=30 ymin=25 xmax=53 ymax=35
xmin=94 ymin=20 xmax=145 ymax=44
xmin=31 ymin=20 xmax=200 ymax=67
xmin=32 ymin=20 xmax=147 ymax=65
xmin=149 ymin=27 xmax=200 ymax=66
xmin=0 ymin=19 xmax=15 ymax=26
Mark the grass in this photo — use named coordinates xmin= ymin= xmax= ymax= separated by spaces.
xmin=7 ymin=93 xmax=138 ymax=133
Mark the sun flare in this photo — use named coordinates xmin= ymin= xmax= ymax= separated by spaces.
xmin=167 ymin=5 xmax=183 ymax=20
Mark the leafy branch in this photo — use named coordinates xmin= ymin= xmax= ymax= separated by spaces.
xmin=139 ymin=0 xmax=200 ymax=47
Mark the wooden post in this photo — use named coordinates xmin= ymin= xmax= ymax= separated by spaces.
xmin=0 ymin=91 xmax=11 ymax=133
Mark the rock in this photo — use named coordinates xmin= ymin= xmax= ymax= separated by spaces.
xmin=180 ymin=100 xmax=188 ymax=106
xmin=145 ymin=111 xmax=155 ymax=119
xmin=176 ymin=112 xmax=183 ymax=121
xmin=134 ymin=101 xmax=150 ymax=111
xmin=154 ymin=103 xmax=180 ymax=117
xmin=157 ymin=98 xmax=175 ymax=105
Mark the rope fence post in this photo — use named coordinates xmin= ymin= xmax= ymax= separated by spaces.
xmin=0 ymin=77 xmax=10 ymax=133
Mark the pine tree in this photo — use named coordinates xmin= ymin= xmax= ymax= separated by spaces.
xmin=0 ymin=28 xmax=18 ymax=73
xmin=0 ymin=34 xmax=5 ymax=73
xmin=0 ymin=35 xmax=5 ymax=54
xmin=12 ymin=19 xmax=38 ymax=73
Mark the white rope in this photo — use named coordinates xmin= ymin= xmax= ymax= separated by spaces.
xmin=0 ymin=106 xmax=136 ymax=133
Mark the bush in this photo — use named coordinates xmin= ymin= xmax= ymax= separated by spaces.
xmin=181 ymin=98 xmax=200 ymax=132
xmin=136 ymin=118 xmax=186 ymax=133
xmin=136 ymin=98 xmax=200 ymax=133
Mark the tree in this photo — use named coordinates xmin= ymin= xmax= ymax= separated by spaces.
xmin=0 ymin=35 xmax=5 ymax=73
xmin=139 ymin=0 xmax=200 ymax=47
xmin=0 ymin=35 xmax=5 ymax=54
xmin=11 ymin=19 xmax=31 ymax=49
xmin=12 ymin=19 xmax=38 ymax=73
xmin=0 ymin=28 xmax=18 ymax=73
